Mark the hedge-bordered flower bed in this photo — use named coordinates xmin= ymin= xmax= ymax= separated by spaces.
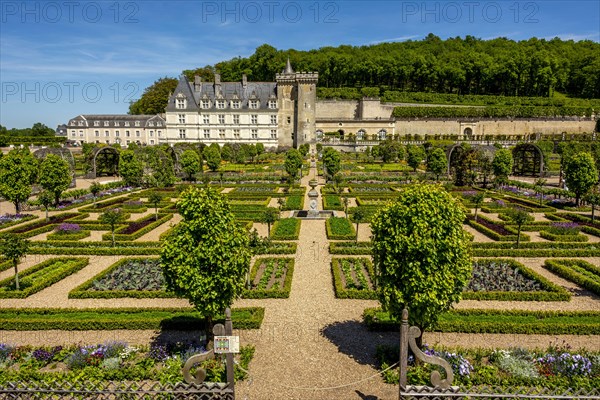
xmin=331 ymin=257 xmax=377 ymax=299
xmin=270 ymin=218 xmax=300 ymax=240
xmin=544 ymin=259 xmax=600 ymax=296
xmin=242 ymin=258 xmax=294 ymax=298
xmin=101 ymin=213 xmax=172 ymax=241
xmin=326 ymin=217 xmax=356 ymax=240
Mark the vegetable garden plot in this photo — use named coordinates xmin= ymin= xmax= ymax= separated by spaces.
xmin=69 ymin=258 xmax=173 ymax=299
xmin=0 ymin=258 xmax=88 ymax=298
xmin=243 ymin=258 xmax=294 ymax=298
xmin=331 ymin=258 xmax=377 ymax=299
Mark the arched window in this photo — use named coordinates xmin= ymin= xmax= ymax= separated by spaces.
xmin=378 ymin=129 xmax=387 ymax=140
xmin=463 ymin=127 xmax=473 ymax=136
xmin=357 ymin=129 xmax=366 ymax=140
xmin=315 ymin=130 xmax=323 ymax=141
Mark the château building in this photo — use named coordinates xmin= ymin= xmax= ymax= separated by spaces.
xmin=164 ymin=60 xmax=318 ymax=149
xmin=65 ymin=114 xmax=165 ymax=146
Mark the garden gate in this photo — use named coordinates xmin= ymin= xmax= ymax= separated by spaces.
xmin=0 ymin=309 xmax=236 ymax=399
xmin=398 ymin=309 xmax=600 ymax=400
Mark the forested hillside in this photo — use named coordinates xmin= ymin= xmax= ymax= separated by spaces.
xmin=129 ymin=35 xmax=600 ymax=115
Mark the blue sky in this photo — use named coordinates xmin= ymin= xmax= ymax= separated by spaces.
xmin=1 ymin=0 xmax=599 ymax=129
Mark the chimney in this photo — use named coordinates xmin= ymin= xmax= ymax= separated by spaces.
xmin=242 ymin=74 xmax=247 ymax=88
xmin=194 ymin=75 xmax=202 ymax=92
xmin=214 ymin=73 xmax=221 ymax=85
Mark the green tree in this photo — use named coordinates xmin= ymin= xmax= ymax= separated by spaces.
xmin=533 ymin=178 xmax=547 ymax=206
xmin=0 ymin=150 xmax=37 ymax=212
xmin=246 ymin=144 xmax=258 ymax=163
xmin=277 ymin=197 xmax=286 ymax=211
xmin=506 ymin=207 xmax=530 ymax=248
xmin=148 ymin=191 xmax=163 ymax=221
xmin=351 ymin=208 xmax=365 ymax=243
xmin=492 ymin=149 xmax=514 ymax=186
xmin=37 ymin=190 xmax=54 ymax=222
xmin=161 ymin=187 xmax=251 ymax=331
xmin=407 ymin=145 xmax=426 ymax=172
xmin=469 ymin=192 xmax=485 ymax=221
xmin=180 ymin=149 xmax=202 ymax=182
xmin=129 ymin=77 xmax=178 ymax=115
xmin=298 ymin=143 xmax=310 ymax=157
xmin=585 ymin=188 xmax=600 ymax=222
xmin=371 ymin=184 xmax=472 ymax=335
xmin=0 ymin=233 xmax=30 ymax=291
xmin=119 ymin=150 xmax=143 ymax=187
xmin=284 ymin=149 xmax=303 ymax=181
xmin=256 ymin=143 xmax=265 ymax=158
xmin=203 ymin=145 xmax=221 ymax=172
xmin=380 ymin=140 xmax=403 ymax=163
xmin=147 ymin=148 xmax=176 ymax=188
xmin=89 ymin=181 xmax=102 ymax=207
xmin=100 ymin=208 xmax=126 ymax=247
xmin=564 ymin=152 xmax=599 ymax=206
xmin=38 ymin=154 xmax=72 ymax=206
xmin=221 ymin=144 xmax=233 ymax=162
xmin=261 ymin=207 xmax=280 ymax=236
xmin=427 ymin=148 xmax=447 ymax=181
xmin=322 ymin=147 xmax=341 ymax=180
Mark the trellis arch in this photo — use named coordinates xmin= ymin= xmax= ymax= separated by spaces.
xmin=85 ymin=146 xmax=120 ymax=179
xmin=33 ymin=147 xmax=76 ymax=187
xmin=166 ymin=145 xmax=184 ymax=177
xmin=512 ymin=143 xmax=544 ymax=177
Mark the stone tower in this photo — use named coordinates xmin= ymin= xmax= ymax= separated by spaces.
xmin=276 ymin=59 xmax=318 ymax=148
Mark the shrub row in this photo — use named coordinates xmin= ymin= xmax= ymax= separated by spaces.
xmin=46 ymin=230 xmax=91 ymax=241
xmin=363 ymin=308 xmax=600 ymax=334
xmin=462 ymin=258 xmax=570 ymax=301
xmin=0 ymin=258 xmax=88 ymax=299
xmin=0 ymin=307 xmax=264 ymax=330
xmin=466 ymin=218 xmax=528 ymax=242
xmin=270 ymin=218 xmax=300 ymax=240
xmin=5 ymin=213 xmax=80 ymax=237
xmin=473 ymin=248 xmax=600 ymax=257
xmin=242 ymin=258 xmax=294 ymax=299
xmin=257 ymin=242 xmax=297 ymax=255
xmin=326 ymin=217 xmax=356 ymax=240
xmin=539 ymin=230 xmax=588 ymax=242
xmin=0 ymin=259 xmax=12 ymax=273
xmin=392 ymin=105 xmax=593 ymax=119
xmin=329 ymin=242 xmax=372 ymax=255
xmin=544 ymin=259 xmax=600 ymax=296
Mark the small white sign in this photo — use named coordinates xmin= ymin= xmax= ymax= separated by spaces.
xmin=214 ymin=336 xmax=240 ymax=354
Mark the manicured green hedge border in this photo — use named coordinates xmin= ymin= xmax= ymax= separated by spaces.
xmin=544 ymin=259 xmax=600 ymax=296
xmin=0 ymin=307 xmax=264 ymax=330
xmin=0 ymin=259 xmax=11 ymax=273
xmin=258 ymin=242 xmax=297 ymax=255
xmin=5 ymin=213 xmax=80 ymax=238
xmin=0 ymin=214 xmax=38 ymax=230
xmin=270 ymin=218 xmax=300 ymax=240
xmin=539 ymin=230 xmax=588 ymax=242
xmin=331 ymin=258 xmax=377 ymax=300
xmin=0 ymin=257 xmax=88 ymax=298
xmin=329 ymin=242 xmax=372 ymax=255
xmin=242 ymin=258 xmax=294 ymax=299
xmin=101 ymin=213 xmax=172 ymax=241
xmin=467 ymin=214 xmax=529 ymax=242
xmin=473 ymin=248 xmax=600 ymax=257
xmin=326 ymin=217 xmax=356 ymax=240
xmin=46 ymin=230 xmax=91 ymax=241
xmin=69 ymin=257 xmax=175 ymax=299
xmin=29 ymin=246 xmax=161 ymax=256
xmin=282 ymin=195 xmax=304 ymax=210
xmin=363 ymin=308 xmax=600 ymax=334
xmin=462 ymin=258 xmax=570 ymax=301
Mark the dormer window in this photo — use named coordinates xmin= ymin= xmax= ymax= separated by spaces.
xmin=148 ymin=121 xmax=154 ymax=127
xmin=156 ymin=121 xmax=162 ymax=127
xmin=104 ymin=121 xmax=109 ymax=127
xmin=135 ymin=121 xmax=140 ymax=127
xmin=249 ymin=100 xmax=259 ymax=109
xmin=94 ymin=121 xmax=100 ymax=127
xmin=78 ymin=121 xmax=84 ymax=126
xmin=268 ymin=100 xmax=277 ymax=109
xmin=231 ymin=100 xmax=240 ymax=109
xmin=201 ymin=100 xmax=210 ymax=109
xmin=125 ymin=121 xmax=130 ymax=127
xmin=115 ymin=122 xmax=120 ymax=127
xmin=216 ymin=100 xmax=225 ymax=109
xmin=176 ymin=97 xmax=186 ymax=109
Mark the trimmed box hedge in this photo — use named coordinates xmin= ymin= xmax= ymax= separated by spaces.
xmin=46 ymin=230 xmax=91 ymax=241
xmin=242 ymin=258 xmax=294 ymax=298
xmin=101 ymin=213 xmax=172 ymax=241
xmin=0 ymin=214 xmax=38 ymax=229
xmin=0 ymin=307 xmax=264 ymax=330
xmin=0 ymin=257 xmax=88 ymax=298
xmin=539 ymin=230 xmax=588 ymax=242
xmin=322 ymin=195 xmax=344 ymax=211
xmin=329 ymin=241 xmax=372 ymax=255
xmin=363 ymin=308 xmax=600 ymax=335
xmin=544 ymin=259 xmax=600 ymax=296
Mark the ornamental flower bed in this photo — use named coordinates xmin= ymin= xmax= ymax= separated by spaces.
xmin=55 ymin=223 xmax=81 ymax=234
xmin=0 ymin=214 xmax=35 ymax=228
xmin=243 ymin=258 xmax=294 ymax=298
xmin=376 ymin=344 xmax=600 ymax=387
xmin=0 ymin=341 xmax=254 ymax=383
xmin=547 ymin=222 xmax=581 ymax=235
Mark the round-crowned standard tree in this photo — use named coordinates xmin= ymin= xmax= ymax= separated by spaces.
xmin=564 ymin=152 xmax=599 ymax=206
xmin=427 ymin=147 xmax=447 ymax=181
xmin=0 ymin=149 xmax=37 ymax=212
xmin=38 ymin=154 xmax=72 ymax=206
xmin=284 ymin=149 xmax=303 ymax=181
xmin=492 ymin=149 xmax=513 ymax=187
xmin=0 ymin=233 xmax=30 ymax=291
xmin=119 ymin=150 xmax=144 ymax=187
xmin=161 ymin=187 xmax=251 ymax=330
xmin=322 ymin=147 xmax=341 ymax=180
xmin=371 ymin=184 xmax=472 ymax=336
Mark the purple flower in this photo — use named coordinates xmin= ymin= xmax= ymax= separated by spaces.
xmin=56 ymin=223 xmax=81 ymax=233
